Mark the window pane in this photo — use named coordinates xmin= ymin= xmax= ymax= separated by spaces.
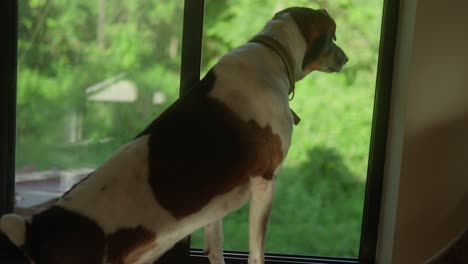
xmin=190 ymin=0 xmax=384 ymax=257
xmin=15 ymin=1 xmax=183 ymax=218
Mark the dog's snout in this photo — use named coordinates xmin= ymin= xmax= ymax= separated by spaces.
xmin=334 ymin=45 xmax=348 ymax=70
xmin=326 ymin=44 xmax=348 ymax=72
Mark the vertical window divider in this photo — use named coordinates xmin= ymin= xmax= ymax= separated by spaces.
xmin=0 ymin=0 xmax=18 ymax=216
xmin=155 ymin=1 xmax=205 ymax=263
xmin=179 ymin=0 xmax=205 ymax=96
xmin=359 ymin=0 xmax=399 ymax=263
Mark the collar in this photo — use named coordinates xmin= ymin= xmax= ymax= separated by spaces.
xmin=249 ymin=34 xmax=301 ymax=125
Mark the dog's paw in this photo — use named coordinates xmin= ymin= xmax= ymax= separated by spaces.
xmin=204 ymin=249 xmax=225 ymax=264
xmin=248 ymin=254 xmax=264 ymax=264
xmin=207 ymin=255 xmax=225 ymax=264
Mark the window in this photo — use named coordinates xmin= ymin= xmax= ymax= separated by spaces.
xmin=14 ymin=0 xmax=184 ymax=219
xmin=191 ymin=0 xmax=384 ymax=258
xmin=0 ymin=0 xmax=398 ymax=263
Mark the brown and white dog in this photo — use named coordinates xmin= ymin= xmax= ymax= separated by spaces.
xmin=0 ymin=7 xmax=347 ymax=264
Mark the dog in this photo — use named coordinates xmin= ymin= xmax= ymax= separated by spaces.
xmin=0 ymin=6 xmax=347 ymax=264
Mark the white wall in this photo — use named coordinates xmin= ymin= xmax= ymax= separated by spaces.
xmin=378 ymin=0 xmax=468 ymax=263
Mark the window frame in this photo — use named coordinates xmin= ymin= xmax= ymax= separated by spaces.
xmin=0 ymin=0 xmax=17 ymax=217
xmin=0 ymin=0 xmax=399 ymax=263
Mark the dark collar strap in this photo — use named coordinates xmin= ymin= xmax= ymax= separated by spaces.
xmin=249 ymin=34 xmax=301 ymax=125
xmin=249 ymin=35 xmax=295 ymax=95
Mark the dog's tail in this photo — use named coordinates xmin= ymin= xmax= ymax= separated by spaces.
xmin=0 ymin=213 xmax=33 ymax=263
xmin=0 ymin=214 xmax=28 ymax=248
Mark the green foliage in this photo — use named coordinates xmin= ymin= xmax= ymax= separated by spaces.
xmin=17 ymin=0 xmax=383 ymax=257
xmin=17 ymin=0 xmax=183 ymax=168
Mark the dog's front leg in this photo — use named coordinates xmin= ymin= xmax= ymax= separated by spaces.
xmin=204 ymin=219 xmax=225 ymax=264
xmin=248 ymin=176 xmax=275 ymax=264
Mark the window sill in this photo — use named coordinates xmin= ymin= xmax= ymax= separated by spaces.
xmin=189 ymin=249 xmax=359 ymax=264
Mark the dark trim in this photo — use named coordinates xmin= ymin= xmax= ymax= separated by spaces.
xmin=0 ymin=0 xmax=18 ymax=216
xmin=359 ymin=0 xmax=399 ymax=263
xmin=179 ymin=0 xmax=205 ymax=96
xmin=190 ymin=249 xmax=359 ymax=264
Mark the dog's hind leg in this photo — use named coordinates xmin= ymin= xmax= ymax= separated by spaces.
xmin=248 ymin=176 xmax=275 ymax=264
xmin=204 ymin=219 xmax=225 ymax=264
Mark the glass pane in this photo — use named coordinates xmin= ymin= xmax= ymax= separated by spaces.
xmin=15 ymin=1 xmax=183 ymax=219
xmin=191 ymin=0 xmax=384 ymax=257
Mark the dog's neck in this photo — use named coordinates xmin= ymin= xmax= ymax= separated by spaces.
xmin=248 ymin=34 xmax=301 ymax=125
xmin=255 ymin=14 xmax=308 ymax=82
xmin=248 ymin=35 xmax=296 ymax=97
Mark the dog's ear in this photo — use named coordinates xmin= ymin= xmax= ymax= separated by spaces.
xmin=274 ymin=7 xmax=336 ymax=71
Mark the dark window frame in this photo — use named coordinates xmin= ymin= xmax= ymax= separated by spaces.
xmin=0 ymin=0 xmax=399 ymax=263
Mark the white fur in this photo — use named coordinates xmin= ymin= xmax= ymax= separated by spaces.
xmin=204 ymin=220 xmax=225 ymax=264
xmin=58 ymin=136 xmax=169 ymax=234
xmin=247 ymin=177 xmax=275 ymax=264
xmin=256 ymin=13 xmax=309 ymax=81
xmin=0 ymin=213 xmax=27 ymax=247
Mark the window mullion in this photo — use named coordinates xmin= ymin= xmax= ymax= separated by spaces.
xmin=0 ymin=0 xmax=18 ymax=216
xmin=154 ymin=0 xmax=205 ymax=263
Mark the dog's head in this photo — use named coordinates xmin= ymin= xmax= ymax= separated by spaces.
xmin=273 ymin=7 xmax=348 ymax=76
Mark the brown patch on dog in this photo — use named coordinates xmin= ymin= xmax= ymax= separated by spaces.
xmin=28 ymin=206 xmax=106 ymax=264
xmin=26 ymin=207 xmax=156 ymax=263
xmin=274 ymin=7 xmax=337 ymax=70
xmin=100 ymin=185 xmax=108 ymax=191
xmin=107 ymin=226 xmax=156 ymax=264
xmin=136 ymin=70 xmax=284 ymax=218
